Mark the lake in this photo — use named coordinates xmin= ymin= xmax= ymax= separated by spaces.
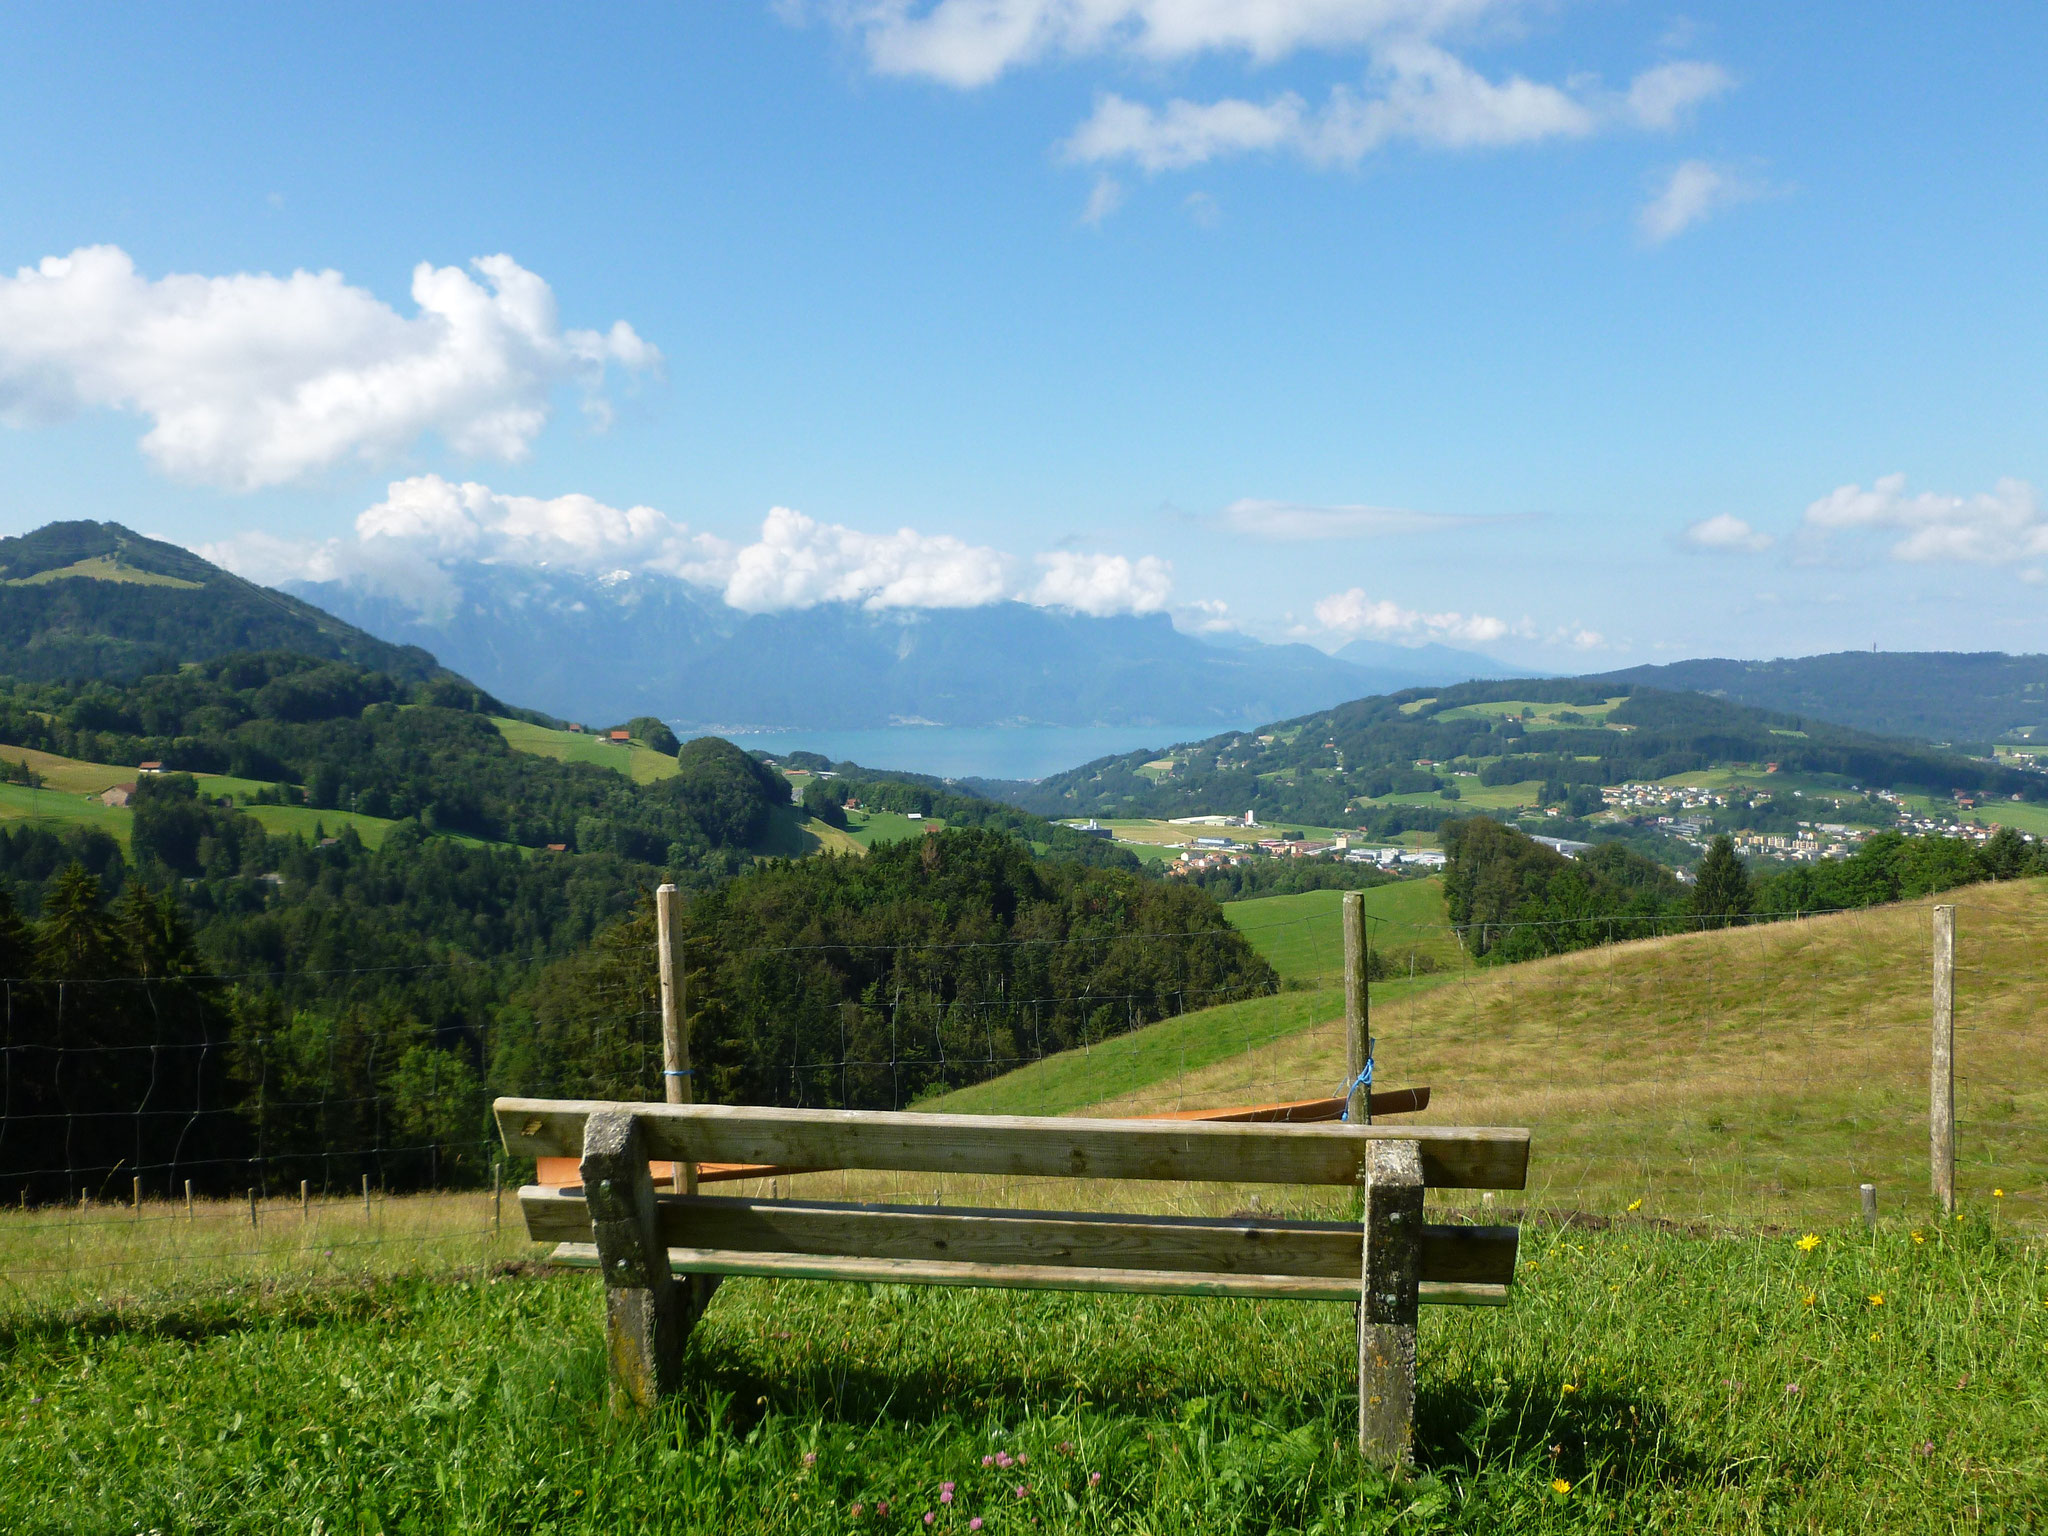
xmin=713 ymin=723 xmax=1232 ymax=782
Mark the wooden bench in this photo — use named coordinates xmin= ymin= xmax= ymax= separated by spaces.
xmin=495 ymin=1096 xmax=1530 ymax=1464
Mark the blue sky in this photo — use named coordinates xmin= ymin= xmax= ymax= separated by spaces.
xmin=1 ymin=2 xmax=2044 ymax=669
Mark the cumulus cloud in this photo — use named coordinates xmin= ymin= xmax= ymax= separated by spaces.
xmin=1312 ymin=588 xmax=1509 ymax=646
xmin=1063 ymin=45 xmax=1728 ymax=171
xmin=723 ymin=506 xmax=1014 ymax=612
xmin=836 ymin=0 xmax=1492 ymax=87
xmin=1220 ymin=497 xmax=1492 ymax=539
xmin=1638 ymin=160 xmax=1760 ymax=243
xmin=213 ymin=479 xmax=1183 ymax=619
xmin=1684 ymin=513 xmax=1774 ymax=553
xmin=0 ymin=245 xmax=655 ymax=490
xmin=1029 ymin=551 xmax=1173 ymax=615
xmin=1802 ymin=474 xmax=2048 ymax=567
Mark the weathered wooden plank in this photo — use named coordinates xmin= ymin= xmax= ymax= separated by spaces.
xmin=496 ymin=1098 xmax=1529 ymax=1190
xmin=520 ymin=1186 xmax=1517 ymax=1286
xmin=1358 ymin=1138 xmax=1423 ymax=1468
xmin=546 ymin=1242 xmax=1509 ymax=1306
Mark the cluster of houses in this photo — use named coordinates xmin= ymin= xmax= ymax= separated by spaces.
xmin=1600 ymin=782 xmax=1729 ymax=814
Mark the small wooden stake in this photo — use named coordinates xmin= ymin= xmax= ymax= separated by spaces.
xmin=1342 ymin=892 xmax=1371 ymax=1125
xmin=493 ymin=1159 xmax=503 ymax=1236
xmin=299 ymin=1179 xmax=309 ymax=1221
xmin=1358 ymin=1138 xmax=1422 ymax=1467
xmin=133 ymin=1175 xmax=142 ymax=1219
xmin=1860 ymin=1182 xmax=1877 ymax=1231
xmin=248 ymin=1187 xmax=259 ymax=1228
xmin=184 ymin=1179 xmax=193 ymax=1219
xmin=362 ymin=1173 xmax=372 ymax=1220
xmin=1931 ymin=905 xmax=1956 ymax=1215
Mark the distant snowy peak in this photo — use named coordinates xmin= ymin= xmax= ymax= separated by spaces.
xmin=286 ymin=560 xmax=1439 ymax=731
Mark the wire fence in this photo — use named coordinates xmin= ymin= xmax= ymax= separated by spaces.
xmin=2 ymin=885 xmax=2040 ymax=1311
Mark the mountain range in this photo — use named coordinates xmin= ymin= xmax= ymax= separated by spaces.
xmin=286 ymin=558 xmax=1528 ymax=730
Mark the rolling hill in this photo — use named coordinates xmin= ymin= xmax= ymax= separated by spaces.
xmin=1591 ymin=651 xmax=2048 ymax=748
xmin=0 ymin=521 xmax=458 ymax=686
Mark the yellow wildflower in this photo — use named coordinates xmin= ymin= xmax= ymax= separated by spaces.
xmin=1801 ymin=1292 xmax=1816 ymax=1307
xmin=1993 ymin=1188 xmax=2005 ymax=1198
xmin=1911 ymin=1231 xmax=1925 ymax=1244
xmin=1562 ymin=1382 xmax=1578 ymax=1394
xmin=1796 ymin=1233 xmax=1821 ymax=1252
xmin=1868 ymin=1293 xmax=1884 ymax=1307
xmin=1552 ymin=1479 xmax=1572 ymax=1495
xmin=1626 ymin=1198 xmax=1643 ymax=1212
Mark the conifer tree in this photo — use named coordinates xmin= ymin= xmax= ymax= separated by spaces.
xmin=1689 ymin=834 xmax=1753 ymax=929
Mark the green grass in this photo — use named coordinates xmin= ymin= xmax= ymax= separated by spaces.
xmin=5 ymin=553 xmax=202 ymax=588
xmin=494 ymin=717 xmax=681 ymax=784
xmin=1223 ymin=879 xmax=1455 ymax=984
xmin=0 ymin=780 xmax=132 ymax=840
xmin=236 ymin=803 xmax=457 ymax=850
xmin=1 ymin=1202 xmax=2039 ymax=1533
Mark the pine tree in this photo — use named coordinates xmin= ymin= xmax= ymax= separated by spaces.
xmin=35 ymin=863 xmax=120 ymax=979
xmin=1689 ymin=835 xmax=1753 ymax=929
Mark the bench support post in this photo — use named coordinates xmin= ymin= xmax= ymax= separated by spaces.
xmin=1357 ymin=1138 xmax=1422 ymax=1467
xmin=582 ymin=1109 xmax=708 ymax=1415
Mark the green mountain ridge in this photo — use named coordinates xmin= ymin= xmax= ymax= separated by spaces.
xmin=977 ymin=676 xmax=2046 ymax=832
xmin=0 ymin=520 xmax=460 ymax=688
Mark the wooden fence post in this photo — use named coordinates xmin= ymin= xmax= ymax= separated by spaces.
xmin=1931 ymin=904 xmax=1955 ymax=1215
xmin=132 ymin=1175 xmax=141 ymax=1219
xmin=1358 ymin=1138 xmax=1422 ymax=1467
xmin=656 ymin=884 xmax=697 ymax=1196
xmin=184 ymin=1179 xmax=193 ymax=1220
xmin=1860 ymin=1182 xmax=1877 ymax=1231
xmin=1342 ymin=892 xmax=1371 ymax=1125
xmin=300 ymin=1179 xmax=310 ymax=1222
xmin=582 ymin=1109 xmax=686 ymax=1415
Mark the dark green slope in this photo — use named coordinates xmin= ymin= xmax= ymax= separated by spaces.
xmin=0 ymin=520 xmax=447 ymax=684
xmin=1587 ymin=652 xmax=2048 ymax=746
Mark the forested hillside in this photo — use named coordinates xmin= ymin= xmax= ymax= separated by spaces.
xmin=1592 ymin=651 xmax=2048 ymax=746
xmin=0 ymin=521 xmax=460 ymax=686
xmin=986 ymin=679 xmax=2045 ymax=829
xmin=498 ymin=827 xmax=1274 ymax=1113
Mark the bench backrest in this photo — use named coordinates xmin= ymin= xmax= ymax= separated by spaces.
xmin=494 ymin=1097 xmax=1531 ymax=1192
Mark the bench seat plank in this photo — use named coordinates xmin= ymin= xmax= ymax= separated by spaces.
xmin=496 ymin=1099 xmax=1530 ymax=1191
xmin=521 ymin=1188 xmax=1518 ymax=1286
xmin=546 ymin=1242 xmax=1510 ymax=1306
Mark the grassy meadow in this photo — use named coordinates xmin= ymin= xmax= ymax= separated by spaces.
xmin=2 ymin=883 xmax=2044 ymax=1531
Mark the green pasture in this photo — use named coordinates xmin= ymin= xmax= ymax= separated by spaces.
xmin=1221 ymin=878 xmax=1455 ymax=985
xmin=0 ymin=1199 xmax=2038 ymax=1534
xmin=0 ymin=781 xmax=132 ymax=841
xmin=494 ymin=717 xmax=681 ymax=784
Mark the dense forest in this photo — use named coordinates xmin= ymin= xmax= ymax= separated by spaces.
xmin=497 ymin=828 xmax=1275 ymax=1114
xmin=1441 ymin=814 xmax=2046 ymax=962
xmin=988 ymin=681 xmax=2046 ymax=827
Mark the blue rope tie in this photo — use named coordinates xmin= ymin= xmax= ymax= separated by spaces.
xmin=663 ymin=1068 xmax=693 ymax=1077
xmin=1337 ymin=1046 xmax=1374 ymax=1122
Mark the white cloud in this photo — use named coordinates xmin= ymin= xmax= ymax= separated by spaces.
xmin=1030 ymin=551 xmax=1173 ymax=615
xmin=1312 ymin=588 xmax=1509 ymax=646
xmin=1802 ymin=474 xmax=2048 ymax=567
xmin=1081 ymin=175 xmax=1125 ymax=225
xmin=1064 ymin=46 xmax=1727 ymax=171
xmin=837 ymin=0 xmax=1503 ymax=88
xmin=212 ymin=480 xmax=1184 ymax=619
xmin=0 ymin=245 xmax=655 ymax=490
xmin=724 ymin=506 xmax=1014 ymax=612
xmin=1179 ymin=597 xmax=1237 ymax=632
xmin=1221 ymin=497 xmax=1490 ymax=539
xmin=1638 ymin=159 xmax=1760 ymax=243
xmin=1684 ymin=513 xmax=1774 ymax=553
xmin=1624 ymin=61 xmax=1735 ymax=130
